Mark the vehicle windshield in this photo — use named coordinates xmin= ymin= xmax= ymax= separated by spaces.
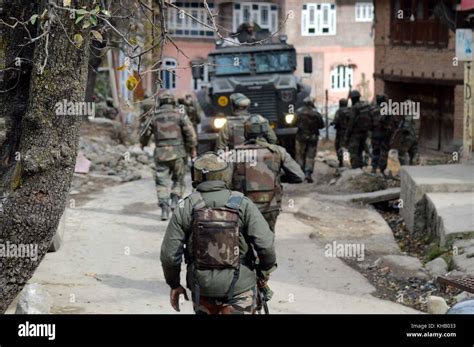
xmin=214 ymin=54 xmax=251 ymax=75
xmin=255 ymin=51 xmax=293 ymax=73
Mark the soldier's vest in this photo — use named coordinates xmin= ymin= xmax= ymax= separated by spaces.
xmin=227 ymin=117 xmax=246 ymax=148
xmin=335 ymin=108 xmax=349 ymax=131
xmin=352 ymin=103 xmax=372 ymax=134
xmin=189 ymin=191 xmax=244 ymax=302
xmin=370 ymin=106 xmax=386 ymax=135
xmin=152 ymin=107 xmax=182 ymax=144
xmin=233 ymin=144 xmax=278 ymax=204
xmin=297 ymin=108 xmax=321 ymax=141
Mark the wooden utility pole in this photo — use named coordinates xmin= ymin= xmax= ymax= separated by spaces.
xmin=463 ymin=61 xmax=473 ymax=162
xmin=325 ymin=89 xmax=329 ymax=140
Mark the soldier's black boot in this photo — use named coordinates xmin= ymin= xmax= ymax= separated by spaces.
xmin=159 ymin=200 xmax=170 ymax=221
xmin=305 ymin=172 xmax=314 ymax=183
xmin=170 ymin=193 xmax=180 ymax=212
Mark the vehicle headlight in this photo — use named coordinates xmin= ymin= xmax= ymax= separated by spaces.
xmin=285 ymin=113 xmax=295 ymax=125
xmin=213 ymin=117 xmax=227 ymax=129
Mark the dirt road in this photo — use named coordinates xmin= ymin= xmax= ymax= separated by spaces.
xmin=16 ymin=175 xmax=419 ymax=314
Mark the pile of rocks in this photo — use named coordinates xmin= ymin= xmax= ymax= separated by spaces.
xmin=78 ymin=136 xmax=151 ymax=181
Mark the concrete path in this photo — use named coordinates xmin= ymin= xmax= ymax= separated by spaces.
xmin=18 ymin=176 xmax=419 ymax=314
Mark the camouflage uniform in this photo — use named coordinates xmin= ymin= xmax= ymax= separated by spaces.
xmin=233 ymin=115 xmax=304 ymax=232
xmin=390 ymin=111 xmax=418 ymax=166
xmin=294 ymin=97 xmax=325 ymax=182
xmin=332 ymin=98 xmax=349 ymax=167
xmin=370 ymin=95 xmax=391 ymax=172
xmin=161 ymin=152 xmax=276 ymax=315
xmin=178 ymin=94 xmax=201 ymax=134
xmin=344 ymin=90 xmax=372 ymax=169
xmin=216 ymin=93 xmax=277 ymax=151
xmin=140 ymin=93 xmax=197 ymax=220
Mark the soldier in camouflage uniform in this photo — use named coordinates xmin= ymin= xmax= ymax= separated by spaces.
xmin=161 ymin=152 xmax=276 ymax=314
xmin=370 ymin=94 xmax=391 ymax=173
xmin=344 ymin=90 xmax=372 ymax=169
xmin=178 ymin=94 xmax=201 ymax=134
xmin=390 ymin=101 xmax=419 ymax=166
xmin=294 ymin=96 xmax=325 ymax=182
xmin=140 ymin=92 xmax=197 ymax=220
xmin=216 ymin=93 xmax=277 ymax=151
xmin=232 ymin=115 xmax=304 ymax=232
xmin=331 ymin=98 xmax=349 ymax=167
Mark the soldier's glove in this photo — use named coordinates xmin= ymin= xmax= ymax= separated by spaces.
xmin=170 ymin=285 xmax=189 ymax=312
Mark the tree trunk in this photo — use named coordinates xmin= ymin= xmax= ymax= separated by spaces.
xmin=0 ymin=0 xmax=92 ymax=313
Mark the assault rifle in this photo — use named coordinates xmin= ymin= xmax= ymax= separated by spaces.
xmin=256 ymin=268 xmax=272 ymax=314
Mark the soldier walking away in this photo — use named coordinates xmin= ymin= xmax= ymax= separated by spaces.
xmin=233 ymin=115 xmax=304 ymax=232
xmin=216 ymin=93 xmax=277 ymax=151
xmin=160 ymin=152 xmax=277 ymax=314
xmin=390 ymin=101 xmax=419 ymax=166
xmin=344 ymin=90 xmax=372 ymax=169
xmin=294 ymin=96 xmax=325 ymax=182
xmin=370 ymin=94 xmax=391 ymax=174
xmin=140 ymin=92 xmax=197 ymax=221
xmin=178 ymin=94 xmax=201 ymax=133
xmin=331 ymin=98 xmax=349 ymax=167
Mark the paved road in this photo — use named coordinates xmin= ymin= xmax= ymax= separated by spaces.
xmin=23 ymin=176 xmax=419 ymax=314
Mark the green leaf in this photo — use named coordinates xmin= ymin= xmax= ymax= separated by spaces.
xmin=91 ymin=6 xmax=100 ymax=15
xmin=101 ymin=9 xmax=111 ymax=17
xmin=75 ymin=15 xmax=85 ymax=24
xmin=91 ymin=30 xmax=103 ymax=43
xmin=73 ymin=33 xmax=84 ymax=48
xmin=30 ymin=14 xmax=39 ymax=25
xmin=82 ymin=20 xmax=91 ymax=29
xmin=90 ymin=15 xmax=97 ymax=26
xmin=76 ymin=9 xmax=88 ymax=15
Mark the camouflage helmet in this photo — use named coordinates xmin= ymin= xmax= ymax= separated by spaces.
xmin=159 ymin=92 xmax=175 ymax=105
xmin=376 ymin=94 xmax=388 ymax=105
xmin=303 ymin=96 xmax=315 ymax=106
xmin=244 ymin=114 xmax=270 ymax=139
xmin=349 ymin=90 xmax=361 ymax=100
xmin=192 ymin=152 xmax=232 ymax=186
xmin=230 ymin=93 xmax=251 ymax=111
xmin=339 ymin=98 xmax=348 ymax=107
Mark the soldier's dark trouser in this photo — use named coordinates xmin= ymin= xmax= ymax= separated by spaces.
xmin=347 ymin=133 xmax=368 ymax=169
xmin=371 ymin=135 xmax=390 ymax=171
xmin=335 ymin=132 xmax=345 ymax=166
xmin=295 ymin=139 xmax=318 ymax=174
xmin=194 ymin=288 xmax=257 ymax=315
xmin=154 ymin=157 xmax=186 ymax=204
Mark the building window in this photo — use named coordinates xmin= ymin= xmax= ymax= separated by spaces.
xmin=233 ymin=3 xmax=279 ymax=33
xmin=166 ymin=2 xmax=215 ymax=38
xmin=355 ymin=2 xmax=374 ymax=22
xmin=161 ymin=58 xmax=177 ymax=90
xmin=302 ymin=3 xmax=337 ymax=36
xmin=331 ymin=65 xmax=353 ymax=91
xmin=391 ymin=0 xmax=449 ymax=48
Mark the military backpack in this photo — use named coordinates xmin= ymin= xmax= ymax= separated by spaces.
xmin=233 ymin=144 xmax=278 ymax=204
xmin=189 ymin=191 xmax=244 ymax=302
xmin=152 ymin=107 xmax=183 ymax=143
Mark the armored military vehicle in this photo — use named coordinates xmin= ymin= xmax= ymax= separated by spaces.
xmin=193 ymin=24 xmax=313 ymax=152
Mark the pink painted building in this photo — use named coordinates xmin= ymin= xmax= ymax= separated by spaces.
xmin=161 ymin=0 xmax=374 ymax=114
